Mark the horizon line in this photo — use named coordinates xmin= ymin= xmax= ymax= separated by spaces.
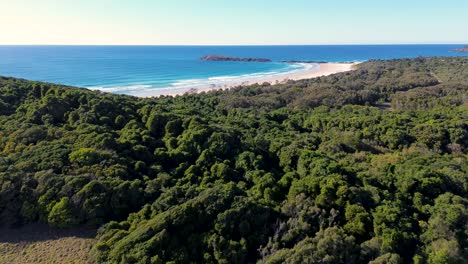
xmin=0 ymin=43 xmax=466 ymax=47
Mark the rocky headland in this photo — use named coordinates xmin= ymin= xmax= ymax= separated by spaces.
xmin=451 ymin=46 xmax=468 ymax=52
xmin=200 ymin=55 xmax=272 ymax=62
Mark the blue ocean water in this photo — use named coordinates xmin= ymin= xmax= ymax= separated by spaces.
xmin=0 ymin=45 xmax=465 ymax=95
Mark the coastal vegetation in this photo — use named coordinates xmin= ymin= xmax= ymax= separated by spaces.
xmin=0 ymin=57 xmax=466 ymax=263
xmin=0 ymin=224 xmax=95 ymax=264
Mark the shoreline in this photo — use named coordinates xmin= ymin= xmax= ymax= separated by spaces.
xmin=140 ymin=62 xmax=359 ymax=97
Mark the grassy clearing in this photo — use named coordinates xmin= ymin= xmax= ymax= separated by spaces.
xmin=0 ymin=224 xmax=96 ymax=264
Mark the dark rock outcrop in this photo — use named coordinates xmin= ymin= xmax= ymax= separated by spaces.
xmin=200 ymin=55 xmax=271 ymax=62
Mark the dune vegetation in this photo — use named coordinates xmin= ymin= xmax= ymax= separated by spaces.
xmin=0 ymin=57 xmax=466 ymax=263
xmin=0 ymin=224 xmax=95 ymax=264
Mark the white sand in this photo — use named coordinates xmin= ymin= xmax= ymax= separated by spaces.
xmin=142 ymin=62 xmax=359 ymax=97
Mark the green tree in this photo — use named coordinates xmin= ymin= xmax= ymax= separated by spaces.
xmin=48 ymin=197 xmax=78 ymax=227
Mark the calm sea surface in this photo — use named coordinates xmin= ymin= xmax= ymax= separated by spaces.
xmin=0 ymin=45 xmax=465 ymax=95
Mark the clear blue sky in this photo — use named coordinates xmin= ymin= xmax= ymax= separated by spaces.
xmin=1 ymin=0 xmax=467 ymax=45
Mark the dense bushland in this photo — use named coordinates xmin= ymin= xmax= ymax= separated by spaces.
xmin=0 ymin=57 xmax=466 ymax=263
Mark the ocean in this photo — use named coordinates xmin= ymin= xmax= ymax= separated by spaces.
xmin=0 ymin=45 xmax=465 ymax=96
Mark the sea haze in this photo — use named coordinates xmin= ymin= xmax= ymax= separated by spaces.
xmin=0 ymin=45 xmax=465 ymax=96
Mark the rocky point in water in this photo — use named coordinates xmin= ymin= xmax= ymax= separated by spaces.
xmin=200 ymin=55 xmax=271 ymax=62
xmin=451 ymin=46 xmax=468 ymax=52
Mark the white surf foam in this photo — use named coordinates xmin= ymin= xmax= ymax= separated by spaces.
xmin=87 ymin=63 xmax=320 ymax=96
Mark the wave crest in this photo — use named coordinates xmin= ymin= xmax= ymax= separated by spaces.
xmin=87 ymin=63 xmax=319 ymax=96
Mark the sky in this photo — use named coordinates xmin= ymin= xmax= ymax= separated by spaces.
xmin=1 ymin=0 xmax=467 ymax=45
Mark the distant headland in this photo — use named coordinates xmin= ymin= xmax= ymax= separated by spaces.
xmin=451 ymin=46 xmax=468 ymax=52
xmin=200 ymin=55 xmax=271 ymax=62
xmin=200 ymin=56 xmax=353 ymax=64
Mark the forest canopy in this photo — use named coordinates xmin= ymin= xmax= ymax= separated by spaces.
xmin=0 ymin=57 xmax=467 ymax=263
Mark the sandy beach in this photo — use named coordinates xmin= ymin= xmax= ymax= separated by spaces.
xmin=141 ymin=62 xmax=359 ymax=97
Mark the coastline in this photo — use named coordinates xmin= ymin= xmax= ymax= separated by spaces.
xmin=140 ymin=62 xmax=359 ymax=97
